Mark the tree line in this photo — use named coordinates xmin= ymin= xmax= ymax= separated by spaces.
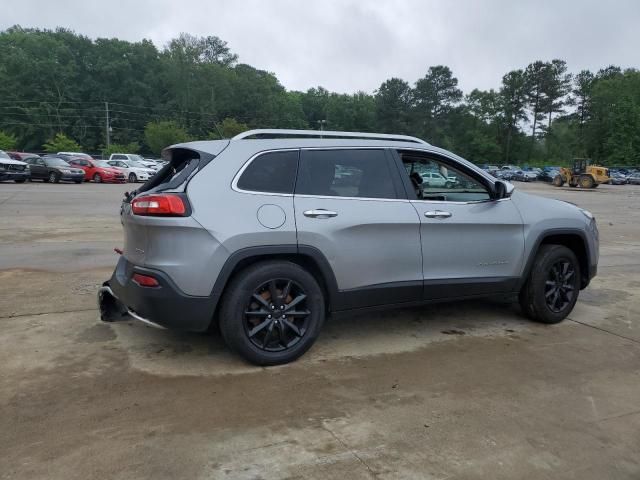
xmin=0 ymin=26 xmax=639 ymax=165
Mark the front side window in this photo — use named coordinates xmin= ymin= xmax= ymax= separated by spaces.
xmin=236 ymin=150 xmax=299 ymax=194
xmin=400 ymin=152 xmax=491 ymax=202
xmin=296 ymin=149 xmax=398 ymax=199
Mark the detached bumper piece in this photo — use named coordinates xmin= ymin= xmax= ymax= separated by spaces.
xmin=97 ymin=256 xmax=217 ymax=332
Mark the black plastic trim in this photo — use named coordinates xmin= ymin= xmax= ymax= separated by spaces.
xmin=108 ymin=256 xmax=217 ymax=332
xmin=519 ymin=228 xmax=594 ymax=289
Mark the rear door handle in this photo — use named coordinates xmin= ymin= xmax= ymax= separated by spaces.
xmin=303 ymin=209 xmax=338 ymax=218
xmin=424 ymin=210 xmax=452 ymax=219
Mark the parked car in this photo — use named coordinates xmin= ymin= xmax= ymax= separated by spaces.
xmin=627 ymin=174 xmax=640 ymax=185
xmin=66 ymin=158 xmax=126 ymax=183
xmin=26 ymin=156 xmax=85 ymax=183
xmin=7 ymin=151 xmax=41 ymax=161
xmin=512 ymin=170 xmax=537 ymax=182
xmin=99 ymin=129 xmax=599 ymax=366
xmin=0 ymin=150 xmax=30 ymax=183
xmin=538 ymin=169 xmax=559 ymax=182
xmin=106 ymin=159 xmax=156 ymax=183
xmin=109 ymin=153 xmax=162 ymax=170
xmin=609 ymin=173 xmax=628 ymax=185
xmin=416 ymin=170 xmax=457 ymax=188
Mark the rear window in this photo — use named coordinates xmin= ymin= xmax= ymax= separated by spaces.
xmin=237 ymin=150 xmax=299 ymax=194
xmin=296 ymin=149 xmax=398 ymax=199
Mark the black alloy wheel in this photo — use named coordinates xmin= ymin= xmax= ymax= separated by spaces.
xmin=244 ymin=278 xmax=311 ymax=352
xmin=544 ymin=260 xmax=576 ymax=313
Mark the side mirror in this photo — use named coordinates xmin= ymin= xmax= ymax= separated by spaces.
xmin=494 ymin=179 xmax=514 ymax=199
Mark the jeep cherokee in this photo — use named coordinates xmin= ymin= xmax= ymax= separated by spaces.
xmin=99 ymin=129 xmax=599 ymax=365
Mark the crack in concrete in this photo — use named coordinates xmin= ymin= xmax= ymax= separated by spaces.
xmin=568 ymin=317 xmax=640 ymax=345
xmin=0 ymin=308 xmax=98 ymax=320
xmin=320 ymin=424 xmax=379 ymax=479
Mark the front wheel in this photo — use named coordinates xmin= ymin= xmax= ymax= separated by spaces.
xmin=219 ymin=261 xmax=325 ymax=366
xmin=93 ymin=173 xmax=102 ymax=183
xmin=552 ymin=175 xmax=564 ymax=187
xmin=49 ymin=172 xmax=60 ymax=183
xmin=519 ymin=245 xmax=580 ymax=324
xmin=128 ymin=173 xmax=137 ymax=183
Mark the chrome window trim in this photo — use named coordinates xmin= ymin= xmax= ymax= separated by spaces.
xmin=231 ymin=148 xmax=299 ymax=197
xmin=231 ymin=146 xmax=409 ymax=200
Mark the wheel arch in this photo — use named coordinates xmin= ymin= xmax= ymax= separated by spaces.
xmin=521 ymin=229 xmax=591 ymax=290
xmin=209 ymin=245 xmax=338 ymax=324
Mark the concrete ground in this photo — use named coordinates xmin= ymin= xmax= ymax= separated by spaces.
xmin=0 ymin=180 xmax=639 ymax=479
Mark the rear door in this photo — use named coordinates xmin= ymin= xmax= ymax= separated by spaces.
xmin=31 ymin=158 xmax=47 ymax=179
xmin=293 ymin=148 xmax=422 ymax=310
xmin=395 ymin=150 xmax=524 ymax=300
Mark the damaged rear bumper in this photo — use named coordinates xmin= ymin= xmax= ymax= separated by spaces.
xmin=97 ymin=256 xmax=217 ymax=332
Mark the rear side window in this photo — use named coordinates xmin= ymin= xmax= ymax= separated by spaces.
xmin=296 ymin=149 xmax=398 ymax=199
xmin=237 ymin=150 xmax=299 ymax=194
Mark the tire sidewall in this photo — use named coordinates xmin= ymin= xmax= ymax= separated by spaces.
xmin=128 ymin=173 xmax=136 ymax=183
xmin=219 ymin=261 xmax=325 ymax=366
xmin=525 ymin=245 xmax=580 ymax=323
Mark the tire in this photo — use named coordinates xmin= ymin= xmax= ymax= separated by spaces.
xmin=93 ymin=173 xmax=102 ymax=183
xmin=74 ymin=180 xmax=82 ymax=184
xmin=219 ymin=261 xmax=325 ymax=366
xmin=552 ymin=175 xmax=564 ymax=187
xmin=49 ymin=172 xmax=60 ymax=184
xmin=445 ymin=181 xmax=453 ymax=189
xmin=128 ymin=173 xmax=137 ymax=183
xmin=580 ymin=175 xmax=594 ymax=188
xmin=519 ymin=245 xmax=580 ymax=324
xmin=14 ymin=179 xmax=26 ymax=183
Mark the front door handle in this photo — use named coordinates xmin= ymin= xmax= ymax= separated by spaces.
xmin=303 ymin=209 xmax=338 ymax=218
xmin=424 ymin=210 xmax=452 ymax=219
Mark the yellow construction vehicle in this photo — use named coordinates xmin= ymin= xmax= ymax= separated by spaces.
xmin=552 ymin=158 xmax=610 ymax=188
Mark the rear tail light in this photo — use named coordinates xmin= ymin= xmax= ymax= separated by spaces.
xmin=132 ymin=273 xmax=160 ymax=287
xmin=131 ymin=194 xmax=189 ymax=216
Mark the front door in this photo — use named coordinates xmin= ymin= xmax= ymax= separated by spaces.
xmin=396 ymin=150 xmax=525 ymax=300
xmin=294 ymin=148 xmax=423 ymax=310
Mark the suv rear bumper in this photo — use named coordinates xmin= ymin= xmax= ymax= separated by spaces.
xmin=100 ymin=256 xmax=217 ymax=332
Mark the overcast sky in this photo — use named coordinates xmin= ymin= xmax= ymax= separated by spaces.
xmin=3 ymin=0 xmax=639 ymax=94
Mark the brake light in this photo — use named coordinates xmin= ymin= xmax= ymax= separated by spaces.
xmin=132 ymin=273 xmax=160 ymax=287
xmin=131 ymin=194 xmax=187 ymax=216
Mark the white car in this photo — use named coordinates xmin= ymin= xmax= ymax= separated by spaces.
xmin=106 ymin=159 xmax=156 ymax=183
xmin=418 ymin=170 xmax=458 ymax=188
xmin=110 ymin=153 xmax=163 ymax=171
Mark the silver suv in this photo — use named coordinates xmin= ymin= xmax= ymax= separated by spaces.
xmin=99 ymin=129 xmax=599 ymax=365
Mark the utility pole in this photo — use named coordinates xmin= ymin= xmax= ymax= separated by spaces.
xmin=317 ymin=119 xmax=327 ymax=138
xmin=105 ymin=101 xmax=110 ymax=149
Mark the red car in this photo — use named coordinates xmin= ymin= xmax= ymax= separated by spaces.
xmin=67 ymin=158 xmax=127 ymax=183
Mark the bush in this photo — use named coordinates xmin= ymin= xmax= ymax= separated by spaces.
xmin=0 ymin=130 xmax=18 ymax=151
xmin=144 ymin=121 xmax=191 ymax=155
xmin=43 ymin=133 xmax=82 ymax=153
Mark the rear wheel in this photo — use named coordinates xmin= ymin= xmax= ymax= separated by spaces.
xmin=580 ymin=175 xmax=594 ymax=188
xmin=219 ymin=261 xmax=325 ymax=365
xmin=93 ymin=173 xmax=102 ymax=183
xmin=519 ymin=245 xmax=580 ymax=324
xmin=552 ymin=175 xmax=564 ymax=187
xmin=128 ymin=173 xmax=137 ymax=183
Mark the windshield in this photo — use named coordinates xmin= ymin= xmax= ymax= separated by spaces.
xmin=126 ymin=160 xmax=144 ymax=168
xmin=45 ymin=158 xmax=71 ymax=167
xmin=0 ymin=150 xmax=9 ymax=159
xmin=95 ymin=160 xmax=111 ymax=168
xmin=129 ymin=155 xmax=145 ymax=163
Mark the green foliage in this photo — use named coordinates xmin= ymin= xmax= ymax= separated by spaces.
xmin=144 ymin=121 xmax=191 ymax=154
xmin=102 ymin=142 xmax=140 ymax=156
xmin=0 ymin=130 xmax=17 ymax=150
xmin=209 ymin=118 xmax=249 ymax=139
xmin=0 ymin=26 xmax=638 ymax=166
xmin=43 ymin=133 xmax=81 ymax=153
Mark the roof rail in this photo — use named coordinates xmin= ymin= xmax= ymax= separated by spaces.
xmin=231 ymin=129 xmax=429 ymax=145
